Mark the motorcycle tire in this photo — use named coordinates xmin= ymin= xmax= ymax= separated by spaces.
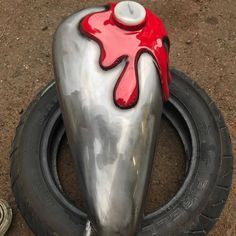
xmin=10 ymin=69 xmax=233 ymax=236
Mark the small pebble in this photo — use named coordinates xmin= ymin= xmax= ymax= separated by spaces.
xmin=42 ymin=26 xmax=48 ymax=31
xmin=23 ymin=64 xmax=29 ymax=70
xmin=186 ymin=40 xmax=192 ymax=45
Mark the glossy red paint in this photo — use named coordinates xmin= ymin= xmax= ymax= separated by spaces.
xmin=80 ymin=3 xmax=171 ymax=109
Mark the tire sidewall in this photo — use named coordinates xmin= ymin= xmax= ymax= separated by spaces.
xmin=11 ymin=71 xmax=230 ymax=236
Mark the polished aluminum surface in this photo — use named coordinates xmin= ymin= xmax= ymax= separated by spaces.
xmin=53 ymin=7 xmax=163 ymax=235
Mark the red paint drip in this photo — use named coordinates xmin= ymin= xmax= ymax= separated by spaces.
xmin=80 ymin=3 xmax=171 ymax=109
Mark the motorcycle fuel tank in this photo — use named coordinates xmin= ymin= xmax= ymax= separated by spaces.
xmin=53 ymin=1 xmax=170 ymax=235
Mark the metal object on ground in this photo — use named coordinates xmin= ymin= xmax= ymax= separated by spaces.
xmin=0 ymin=199 xmax=12 ymax=235
xmin=53 ymin=2 xmax=170 ymax=235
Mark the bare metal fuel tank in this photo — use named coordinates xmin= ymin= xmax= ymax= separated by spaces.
xmin=53 ymin=1 xmax=171 ymax=235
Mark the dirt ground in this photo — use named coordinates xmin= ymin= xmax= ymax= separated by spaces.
xmin=0 ymin=0 xmax=235 ymax=235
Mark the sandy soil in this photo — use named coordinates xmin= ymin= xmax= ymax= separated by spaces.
xmin=0 ymin=0 xmax=235 ymax=235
